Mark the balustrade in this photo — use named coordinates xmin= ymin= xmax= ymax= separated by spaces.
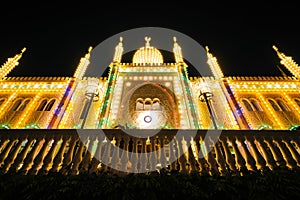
xmin=0 ymin=129 xmax=299 ymax=175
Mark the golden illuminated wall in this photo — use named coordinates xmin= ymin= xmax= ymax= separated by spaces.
xmin=190 ymin=77 xmax=239 ymax=129
xmin=99 ymin=61 xmax=200 ymax=129
xmin=58 ymin=77 xmax=108 ymax=129
xmin=2 ymin=75 xmax=300 ymax=130
xmin=0 ymin=77 xmax=72 ymax=129
xmin=226 ymin=76 xmax=300 ymax=130
xmin=2 ymin=38 xmax=300 ymax=131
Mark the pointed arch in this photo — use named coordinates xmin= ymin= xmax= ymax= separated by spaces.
xmin=250 ymin=98 xmax=263 ymax=111
xmin=18 ymin=99 xmax=31 ymax=111
xmin=0 ymin=98 xmax=6 ymax=107
xmin=268 ymin=99 xmax=281 ymax=111
xmin=294 ymin=98 xmax=300 ymax=109
xmin=276 ymin=99 xmax=290 ymax=111
xmin=37 ymin=99 xmax=48 ymax=111
xmin=144 ymin=98 xmax=152 ymax=110
xmin=152 ymin=98 xmax=161 ymax=110
xmin=136 ymin=98 xmax=144 ymax=111
xmin=10 ymin=98 xmax=23 ymax=111
xmin=242 ymin=99 xmax=253 ymax=111
xmin=44 ymin=99 xmax=56 ymax=111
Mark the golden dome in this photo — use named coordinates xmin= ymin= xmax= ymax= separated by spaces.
xmin=132 ymin=37 xmax=163 ymax=65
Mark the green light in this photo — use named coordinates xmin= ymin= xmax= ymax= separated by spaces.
xmin=290 ymin=125 xmax=299 ymax=131
xmin=24 ymin=123 xmax=40 ymax=129
xmin=0 ymin=124 xmax=10 ymax=129
xmin=259 ymin=124 xmax=272 ymax=130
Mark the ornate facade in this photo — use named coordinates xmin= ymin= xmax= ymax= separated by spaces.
xmin=1 ymin=37 xmax=300 ymax=131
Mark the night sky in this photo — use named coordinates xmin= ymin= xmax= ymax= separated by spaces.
xmin=1 ymin=3 xmax=299 ymax=78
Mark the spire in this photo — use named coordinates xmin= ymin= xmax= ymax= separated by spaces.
xmin=173 ymin=37 xmax=184 ymax=63
xmin=206 ymin=46 xmax=224 ymax=79
xmin=145 ymin=37 xmax=151 ymax=47
xmin=73 ymin=46 xmax=92 ymax=79
xmin=0 ymin=47 xmax=26 ymax=79
xmin=113 ymin=37 xmax=124 ymax=63
xmin=273 ymin=45 xmax=300 ymax=78
xmin=272 ymin=45 xmax=285 ymax=60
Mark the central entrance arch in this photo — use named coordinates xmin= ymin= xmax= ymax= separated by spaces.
xmin=118 ymin=83 xmax=179 ymax=129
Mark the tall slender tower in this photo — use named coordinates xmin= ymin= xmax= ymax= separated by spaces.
xmin=173 ymin=37 xmax=184 ymax=63
xmin=273 ymin=45 xmax=300 ymax=78
xmin=0 ymin=48 xmax=26 ymax=79
xmin=205 ymin=46 xmax=224 ymax=79
xmin=73 ymin=46 xmax=93 ymax=79
xmin=200 ymin=46 xmax=241 ymax=129
xmin=113 ymin=37 xmax=124 ymax=63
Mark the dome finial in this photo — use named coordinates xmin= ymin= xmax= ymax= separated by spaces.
xmin=21 ymin=47 xmax=26 ymax=53
xmin=88 ymin=46 xmax=92 ymax=53
xmin=272 ymin=45 xmax=278 ymax=51
xmin=133 ymin=37 xmax=163 ymax=65
xmin=145 ymin=37 xmax=151 ymax=47
xmin=205 ymin=46 xmax=209 ymax=52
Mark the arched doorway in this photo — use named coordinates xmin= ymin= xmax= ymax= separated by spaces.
xmin=118 ymin=83 xmax=179 ymax=129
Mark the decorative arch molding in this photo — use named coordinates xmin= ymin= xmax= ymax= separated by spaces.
xmin=267 ymin=98 xmax=281 ymax=112
xmin=275 ymin=98 xmax=290 ymax=112
xmin=118 ymin=82 xmax=180 ymax=129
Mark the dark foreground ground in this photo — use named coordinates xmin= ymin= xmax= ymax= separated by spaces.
xmin=1 ymin=169 xmax=300 ymax=200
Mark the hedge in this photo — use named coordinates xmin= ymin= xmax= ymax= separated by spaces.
xmin=1 ymin=168 xmax=300 ymax=200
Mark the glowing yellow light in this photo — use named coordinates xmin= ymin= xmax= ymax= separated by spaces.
xmin=0 ymin=48 xmax=26 ymax=79
xmin=134 ymin=111 xmax=166 ymax=129
xmin=257 ymin=93 xmax=285 ymax=129
xmin=14 ymin=93 xmax=42 ymax=129
xmin=132 ymin=37 xmax=163 ymax=65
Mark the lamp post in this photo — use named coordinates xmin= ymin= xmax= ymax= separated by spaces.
xmin=81 ymin=78 xmax=99 ymax=129
xmin=198 ymin=82 xmax=218 ymax=129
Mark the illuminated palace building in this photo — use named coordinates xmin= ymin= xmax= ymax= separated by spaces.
xmin=1 ymin=36 xmax=300 ymax=176
xmin=1 ymin=37 xmax=300 ymax=131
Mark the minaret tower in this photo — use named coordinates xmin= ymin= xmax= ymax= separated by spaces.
xmin=0 ymin=47 xmax=26 ymax=79
xmin=205 ymin=46 xmax=224 ymax=79
xmin=204 ymin=46 xmax=245 ymax=129
xmin=73 ymin=46 xmax=93 ymax=79
xmin=113 ymin=37 xmax=124 ymax=63
xmin=173 ymin=37 xmax=184 ymax=63
xmin=273 ymin=45 xmax=300 ymax=78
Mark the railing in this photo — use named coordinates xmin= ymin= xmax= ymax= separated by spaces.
xmin=0 ymin=129 xmax=300 ymax=175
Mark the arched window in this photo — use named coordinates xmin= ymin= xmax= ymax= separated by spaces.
xmin=136 ymin=98 xmax=144 ymax=111
xmin=135 ymin=98 xmax=161 ymax=111
xmin=144 ymin=98 xmax=152 ymax=110
xmin=268 ymin=99 xmax=281 ymax=111
xmin=276 ymin=99 xmax=290 ymax=111
xmin=10 ymin=99 xmax=23 ymax=111
xmin=152 ymin=98 xmax=161 ymax=110
xmin=242 ymin=99 xmax=253 ymax=111
xmin=44 ymin=99 xmax=56 ymax=111
xmin=294 ymin=99 xmax=300 ymax=108
xmin=250 ymin=99 xmax=263 ymax=111
xmin=0 ymin=98 xmax=5 ymax=107
xmin=18 ymin=99 xmax=31 ymax=111
xmin=37 ymin=99 xmax=48 ymax=111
